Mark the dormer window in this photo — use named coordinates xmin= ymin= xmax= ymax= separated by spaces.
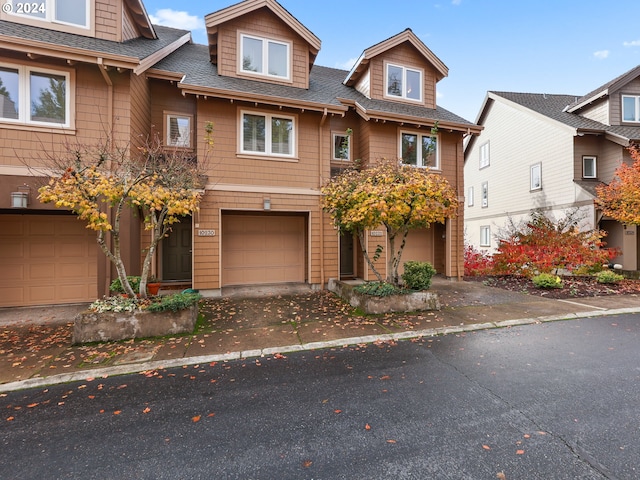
xmin=386 ymin=63 xmax=422 ymax=102
xmin=240 ymin=34 xmax=290 ymax=80
xmin=5 ymin=0 xmax=89 ymax=29
xmin=622 ymin=95 xmax=640 ymax=123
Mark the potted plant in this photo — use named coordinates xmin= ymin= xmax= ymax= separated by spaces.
xmin=147 ymin=276 xmax=161 ymax=296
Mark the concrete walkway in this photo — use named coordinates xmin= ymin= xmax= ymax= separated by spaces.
xmin=1 ymin=277 xmax=639 ymax=393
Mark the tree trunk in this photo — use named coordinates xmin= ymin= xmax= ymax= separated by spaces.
xmin=356 ymin=230 xmax=383 ymax=282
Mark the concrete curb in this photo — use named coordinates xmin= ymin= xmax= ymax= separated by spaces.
xmin=2 ymin=306 xmax=639 ymax=394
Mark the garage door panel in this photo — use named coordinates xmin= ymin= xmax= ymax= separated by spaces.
xmin=222 ymin=214 xmax=305 ymax=286
xmin=30 ymin=263 xmax=55 ymax=279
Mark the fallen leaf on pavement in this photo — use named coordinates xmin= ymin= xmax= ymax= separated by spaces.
xmin=365 ymin=423 xmax=371 ymax=431
xmin=516 ymin=449 xmax=525 ymax=455
xmin=192 ymin=415 xmax=201 ymax=423
xmin=482 ymin=445 xmax=491 ymax=450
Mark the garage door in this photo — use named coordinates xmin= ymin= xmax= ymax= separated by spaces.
xmin=222 ymin=214 xmax=306 ymax=286
xmin=0 ymin=215 xmax=98 ymax=307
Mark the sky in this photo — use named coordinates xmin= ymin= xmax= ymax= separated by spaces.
xmin=143 ymin=0 xmax=640 ymax=123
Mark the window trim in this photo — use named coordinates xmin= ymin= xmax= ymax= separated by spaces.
xmin=479 ymin=141 xmax=490 ymax=169
xmin=164 ymin=112 xmax=193 ymax=149
xmin=480 ymin=225 xmax=491 ymax=247
xmin=467 ymin=186 xmax=474 ymax=207
xmin=2 ymin=0 xmax=93 ymax=33
xmin=481 ymin=181 xmax=488 ymax=208
xmin=0 ymin=61 xmax=73 ymax=129
xmin=582 ymin=156 xmax=597 ymax=179
xmin=384 ymin=62 xmax=423 ymax=103
xmin=332 ymin=132 xmax=351 ymax=161
xmin=239 ymin=109 xmax=297 ymax=159
xmin=399 ymin=129 xmax=440 ymax=169
xmin=530 ymin=163 xmax=542 ymax=191
xmin=238 ymin=33 xmax=291 ymax=81
xmin=621 ymin=94 xmax=640 ymax=123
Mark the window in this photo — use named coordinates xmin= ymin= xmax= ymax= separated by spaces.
xmin=480 ymin=226 xmax=491 ymax=247
xmin=386 ymin=63 xmax=422 ymax=102
xmin=332 ymin=132 xmax=350 ymax=161
xmin=6 ymin=0 xmax=89 ymax=28
xmin=467 ymin=186 xmax=474 ymax=207
xmin=240 ymin=34 xmax=290 ymax=79
xmin=241 ymin=111 xmax=295 ymax=157
xmin=583 ymin=156 xmax=597 ymax=179
xmin=165 ymin=114 xmax=192 ymax=148
xmin=481 ymin=182 xmax=488 ymax=207
xmin=400 ymin=131 xmax=439 ymax=169
xmin=479 ymin=141 xmax=490 ymax=168
xmin=0 ymin=62 xmax=70 ymax=127
xmin=622 ymin=95 xmax=640 ymax=123
xmin=530 ymin=163 xmax=542 ymax=190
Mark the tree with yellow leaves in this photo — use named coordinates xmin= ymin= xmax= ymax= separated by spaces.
xmin=322 ymin=158 xmax=459 ymax=285
xmin=38 ymin=134 xmax=207 ymax=298
xmin=596 ymin=144 xmax=640 ymax=225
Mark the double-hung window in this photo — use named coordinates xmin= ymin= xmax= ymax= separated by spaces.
xmin=622 ymin=95 xmax=640 ymax=123
xmin=332 ymin=132 xmax=350 ymax=161
xmin=5 ymin=0 xmax=90 ymax=29
xmin=400 ymin=131 xmax=439 ymax=169
xmin=240 ymin=34 xmax=290 ymax=80
xmin=241 ymin=111 xmax=295 ymax=157
xmin=480 ymin=226 xmax=491 ymax=247
xmin=0 ymin=62 xmax=70 ymax=127
xmin=386 ymin=63 xmax=422 ymax=102
xmin=479 ymin=141 xmax=490 ymax=168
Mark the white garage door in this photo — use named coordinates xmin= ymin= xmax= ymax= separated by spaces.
xmin=222 ymin=214 xmax=306 ymax=286
xmin=0 ymin=215 xmax=97 ymax=307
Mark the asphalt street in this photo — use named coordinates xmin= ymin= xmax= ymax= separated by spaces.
xmin=1 ymin=314 xmax=639 ymax=479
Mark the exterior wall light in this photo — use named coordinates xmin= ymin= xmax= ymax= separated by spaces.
xmin=263 ymin=198 xmax=271 ymax=210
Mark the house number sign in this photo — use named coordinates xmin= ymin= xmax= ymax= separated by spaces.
xmin=198 ymin=229 xmax=216 ymax=237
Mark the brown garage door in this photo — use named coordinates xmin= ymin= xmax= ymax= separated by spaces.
xmin=0 ymin=215 xmax=97 ymax=307
xmin=222 ymin=213 xmax=306 ymax=286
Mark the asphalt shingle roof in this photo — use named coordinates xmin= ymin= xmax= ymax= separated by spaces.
xmin=0 ymin=22 xmax=189 ymax=60
xmin=151 ymin=43 xmax=476 ymax=126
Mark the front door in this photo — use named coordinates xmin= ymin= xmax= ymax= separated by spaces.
xmin=162 ymin=217 xmax=192 ymax=281
xmin=340 ymin=232 xmax=355 ymax=278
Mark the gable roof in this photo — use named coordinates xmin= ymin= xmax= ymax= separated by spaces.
xmin=204 ymin=0 xmax=321 ymax=69
xmin=565 ymin=64 xmax=640 ymax=113
xmin=123 ymin=0 xmax=157 ymax=39
xmin=148 ymin=42 xmax=479 ymax=133
xmin=344 ymin=29 xmax=448 ymax=87
xmin=0 ymin=22 xmax=190 ymax=74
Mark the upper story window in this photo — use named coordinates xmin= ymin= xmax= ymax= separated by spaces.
xmin=481 ymin=181 xmax=488 ymax=207
xmin=530 ymin=163 xmax=542 ymax=191
xmin=241 ymin=110 xmax=295 ymax=158
xmin=165 ymin=113 xmax=192 ymax=148
xmin=480 ymin=226 xmax=491 ymax=247
xmin=400 ymin=131 xmax=439 ymax=169
xmin=0 ymin=62 xmax=70 ymax=127
xmin=622 ymin=95 xmax=640 ymax=123
xmin=332 ymin=132 xmax=350 ymax=161
xmin=479 ymin=141 xmax=490 ymax=168
xmin=240 ymin=34 xmax=290 ymax=80
xmin=5 ymin=0 xmax=89 ymax=29
xmin=386 ymin=63 xmax=422 ymax=102
xmin=467 ymin=186 xmax=474 ymax=207
xmin=583 ymin=156 xmax=597 ymax=179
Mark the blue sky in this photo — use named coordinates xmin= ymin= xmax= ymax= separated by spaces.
xmin=143 ymin=0 xmax=640 ymax=122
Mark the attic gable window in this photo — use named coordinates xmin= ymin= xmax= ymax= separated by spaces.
xmin=240 ymin=34 xmax=290 ymax=80
xmin=622 ymin=95 xmax=640 ymax=123
xmin=386 ymin=63 xmax=422 ymax=102
xmin=5 ymin=0 xmax=89 ymax=29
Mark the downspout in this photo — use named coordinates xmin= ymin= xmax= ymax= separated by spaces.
xmin=318 ymin=108 xmax=328 ymax=287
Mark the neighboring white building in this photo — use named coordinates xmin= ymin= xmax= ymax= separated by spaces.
xmin=464 ymin=66 xmax=640 ymax=270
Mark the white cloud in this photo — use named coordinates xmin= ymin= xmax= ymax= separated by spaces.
xmin=436 ymin=90 xmax=444 ymax=99
xmin=149 ymin=9 xmax=204 ymax=31
xmin=623 ymin=40 xmax=640 ymax=47
xmin=336 ymin=57 xmax=359 ymax=70
xmin=451 ymin=0 xmax=462 ymax=5
xmin=593 ymin=50 xmax=609 ymax=60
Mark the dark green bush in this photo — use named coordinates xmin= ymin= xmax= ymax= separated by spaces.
xmin=109 ymin=276 xmax=141 ymax=294
xmin=402 ymin=261 xmax=436 ymax=290
xmin=532 ymin=273 xmax=563 ymax=289
xmin=147 ymin=292 xmax=202 ymax=312
xmin=354 ymin=282 xmax=406 ymax=297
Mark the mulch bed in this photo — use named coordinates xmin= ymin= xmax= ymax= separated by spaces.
xmin=465 ymin=275 xmax=640 ymax=299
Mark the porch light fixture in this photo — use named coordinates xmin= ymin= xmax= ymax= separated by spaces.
xmin=263 ymin=198 xmax=271 ymax=210
xmin=11 ymin=185 xmax=30 ymax=208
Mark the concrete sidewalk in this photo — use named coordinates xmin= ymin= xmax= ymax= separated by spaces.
xmin=1 ymin=278 xmax=639 ymax=393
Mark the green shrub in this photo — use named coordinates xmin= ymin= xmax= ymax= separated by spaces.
xmin=109 ymin=276 xmax=141 ymax=294
xmin=146 ymin=292 xmax=201 ymax=312
xmin=595 ymin=270 xmax=624 ymax=284
xmin=402 ymin=261 xmax=437 ymax=290
xmin=532 ymin=273 xmax=564 ymax=289
xmin=354 ymin=282 xmax=405 ymax=297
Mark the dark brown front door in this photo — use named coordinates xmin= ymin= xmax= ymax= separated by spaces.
xmin=162 ymin=217 xmax=192 ymax=281
xmin=340 ymin=232 xmax=354 ymax=278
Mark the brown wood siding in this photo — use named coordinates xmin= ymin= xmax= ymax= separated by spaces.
xmin=611 ymin=77 xmax=640 ymax=126
xmin=129 ymin=72 xmax=151 ymax=149
xmin=95 ymin=0 xmax=120 ymax=41
xmin=367 ymin=43 xmax=439 ymax=109
xmin=149 ymin=80 xmax=197 ymax=148
xmin=121 ymin=3 xmax=139 ymax=41
xmin=216 ymin=9 xmax=310 ymax=89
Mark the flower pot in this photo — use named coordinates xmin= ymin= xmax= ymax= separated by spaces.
xmin=147 ymin=282 xmax=161 ymax=296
